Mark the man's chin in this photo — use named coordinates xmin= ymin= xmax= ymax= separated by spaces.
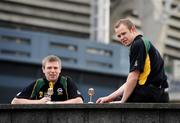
xmin=124 ymin=44 xmax=129 ymax=47
xmin=48 ymin=78 xmax=58 ymax=82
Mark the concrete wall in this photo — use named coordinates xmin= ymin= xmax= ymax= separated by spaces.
xmin=1 ymin=104 xmax=180 ymax=123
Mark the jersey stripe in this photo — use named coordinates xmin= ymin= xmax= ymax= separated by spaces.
xmin=138 ymin=37 xmax=151 ymax=85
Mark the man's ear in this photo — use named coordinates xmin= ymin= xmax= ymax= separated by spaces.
xmin=131 ymin=25 xmax=136 ymax=32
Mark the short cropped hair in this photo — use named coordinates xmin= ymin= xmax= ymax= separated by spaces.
xmin=42 ymin=55 xmax=61 ymax=69
xmin=114 ymin=18 xmax=135 ymax=30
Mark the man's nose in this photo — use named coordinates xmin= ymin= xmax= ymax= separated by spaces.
xmin=51 ymin=68 xmax=55 ymax=72
xmin=120 ymin=35 xmax=124 ymax=40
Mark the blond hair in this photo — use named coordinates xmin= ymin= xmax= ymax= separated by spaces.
xmin=42 ymin=55 xmax=61 ymax=68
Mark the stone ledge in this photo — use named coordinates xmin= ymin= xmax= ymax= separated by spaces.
xmin=1 ymin=103 xmax=180 ymax=110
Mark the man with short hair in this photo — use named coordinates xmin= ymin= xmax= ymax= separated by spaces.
xmin=11 ymin=55 xmax=83 ymax=104
xmin=96 ymin=18 xmax=169 ymax=103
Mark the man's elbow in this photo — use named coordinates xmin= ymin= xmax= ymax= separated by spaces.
xmin=75 ymin=97 xmax=83 ymax=104
xmin=11 ymin=98 xmax=18 ymax=104
xmin=11 ymin=98 xmax=24 ymax=104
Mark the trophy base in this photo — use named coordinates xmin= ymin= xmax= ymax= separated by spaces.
xmin=88 ymin=102 xmax=94 ymax=104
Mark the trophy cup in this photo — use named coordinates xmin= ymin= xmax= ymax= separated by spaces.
xmin=88 ymin=88 xmax=95 ymax=104
xmin=46 ymin=82 xmax=54 ymax=98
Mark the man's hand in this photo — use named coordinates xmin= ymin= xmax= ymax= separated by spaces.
xmin=96 ymin=96 xmax=110 ymax=103
xmin=39 ymin=97 xmax=51 ymax=104
xmin=109 ymin=101 xmax=122 ymax=104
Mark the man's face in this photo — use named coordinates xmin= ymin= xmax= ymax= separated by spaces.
xmin=115 ymin=24 xmax=135 ymax=47
xmin=42 ymin=61 xmax=61 ymax=82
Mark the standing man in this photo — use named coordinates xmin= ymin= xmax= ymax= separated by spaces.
xmin=96 ymin=18 xmax=169 ymax=103
xmin=11 ymin=55 xmax=83 ymax=104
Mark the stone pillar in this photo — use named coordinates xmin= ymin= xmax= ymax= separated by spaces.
xmin=136 ymin=0 xmax=169 ymax=55
xmin=90 ymin=0 xmax=110 ymax=44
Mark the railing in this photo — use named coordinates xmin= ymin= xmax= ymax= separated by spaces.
xmin=0 ymin=28 xmax=129 ymax=76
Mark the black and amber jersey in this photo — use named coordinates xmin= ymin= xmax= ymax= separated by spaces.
xmin=16 ymin=76 xmax=83 ymax=101
xmin=129 ymin=35 xmax=168 ymax=88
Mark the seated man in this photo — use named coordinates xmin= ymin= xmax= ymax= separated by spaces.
xmin=11 ymin=55 xmax=83 ymax=104
xmin=96 ymin=18 xmax=169 ymax=103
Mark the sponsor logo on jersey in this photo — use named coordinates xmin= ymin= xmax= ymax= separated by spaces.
xmin=57 ymin=88 xmax=63 ymax=95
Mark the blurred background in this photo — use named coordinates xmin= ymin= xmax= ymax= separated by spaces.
xmin=0 ymin=0 xmax=179 ymax=103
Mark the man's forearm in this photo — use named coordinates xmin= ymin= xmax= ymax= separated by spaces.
xmin=11 ymin=97 xmax=50 ymax=104
xmin=53 ymin=97 xmax=83 ymax=104
xmin=11 ymin=98 xmax=40 ymax=104
xmin=120 ymin=71 xmax=139 ymax=103
xmin=107 ymin=83 xmax=125 ymax=101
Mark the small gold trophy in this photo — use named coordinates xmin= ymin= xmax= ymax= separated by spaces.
xmin=88 ymin=88 xmax=95 ymax=104
xmin=47 ymin=82 xmax=54 ymax=98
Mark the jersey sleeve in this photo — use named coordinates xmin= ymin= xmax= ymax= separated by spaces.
xmin=66 ymin=77 xmax=83 ymax=100
xmin=15 ymin=81 xmax=35 ymax=99
xmin=130 ymin=39 xmax=146 ymax=73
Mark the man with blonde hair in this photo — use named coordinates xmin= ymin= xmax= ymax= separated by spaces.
xmin=11 ymin=55 xmax=83 ymax=104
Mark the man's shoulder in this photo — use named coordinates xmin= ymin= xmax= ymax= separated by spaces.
xmin=59 ymin=75 xmax=72 ymax=82
xmin=131 ymin=38 xmax=144 ymax=51
xmin=34 ymin=78 xmax=47 ymax=84
xmin=133 ymin=36 xmax=144 ymax=45
xmin=35 ymin=78 xmax=44 ymax=81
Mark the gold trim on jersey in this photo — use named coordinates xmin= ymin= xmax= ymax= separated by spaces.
xmin=138 ymin=54 xmax=151 ymax=85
